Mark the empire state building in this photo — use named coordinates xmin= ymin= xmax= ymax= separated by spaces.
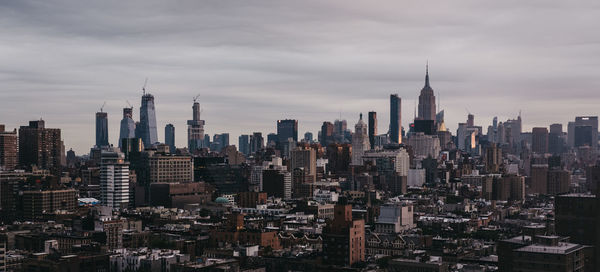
xmin=418 ymin=65 xmax=436 ymax=122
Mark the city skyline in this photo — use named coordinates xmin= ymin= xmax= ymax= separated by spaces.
xmin=1 ymin=1 xmax=600 ymax=153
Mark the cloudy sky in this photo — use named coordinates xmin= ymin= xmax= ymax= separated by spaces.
xmin=1 ymin=0 xmax=599 ymax=154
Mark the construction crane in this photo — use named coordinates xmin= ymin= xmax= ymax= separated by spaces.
xmin=142 ymin=78 xmax=148 ymax=95
xmin=193 ymin=94 xmax=200 ymax=103
xmin=126 ymin=100 xmax=133 ymax=110
xmin=100 ymin=101 xmax=106 ymax=112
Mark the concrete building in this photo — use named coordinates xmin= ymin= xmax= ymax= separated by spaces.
xmin=407 ymin=132 xmax=441 ymax=159
xmin=148 ymin=154 xmax=193 ymax=183
xmin=374 ymin=202 xmax=414 ymax=233
xmin=149 ymin=182 xmax=212 ymax=208
xmin=290 ymin=147 xmax=317 ymax=183
xmin=18 ymin=120 xmax=62 ymax=176
xmin=322 ymin=202 xmax=365 ymax=266
xmin=531 ymin=127 xmax=549 ymax=154
xmin=0 ymin=125 xmax=17 ymax=170
xmin=362 ymin=148 xmax=410 ymax=177
xmin=21 ymin=189 xmax=77 ymax=220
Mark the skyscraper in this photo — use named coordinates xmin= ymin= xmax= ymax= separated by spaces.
xmin=249 ymin=132 xmax=264 ymax=154
xmin=320 ymin=122 xmax=334 ymax=147
xmin=18 ymin=120 xmax=62 ymax=175
xmin=239 ymin=134 xmax=250 ymax=155
xmin=303 ymin=132 xmax=313 ymax=143
xmin=95 ymin=111 xmax=109 ymax=147
xmin=352 ymin=113 xmax=370 ymax=166
xmin=165 ymin=124 xmax=175 ymax=153
xmin=390 ymin=94 xmax=402 ymax=144
xmin=139 ymin=90 xmax=158 ymax=148
xmin=368 ymin=111 xmax=377 ymax=150
xmin=277 ymin=119 xmax=298 ymax=145
xmin=187 ymin=99 xmax=205 ymax=153
xmin=100 ymin=148 xmax=130 ymax=209
xmin=418 ymin=65 xmax=436 ymax=121
xmin=290 ymin=147 xmax=317 ymax=182
xmin=118 ymin=107 xmax=135 ymax=148
xmin=0 ymin=125 xmax=17 ymax=170
xmin=531 ymin=127 xmax=549 ymax=154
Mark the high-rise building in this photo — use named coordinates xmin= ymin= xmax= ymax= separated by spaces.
xmin=407 ymin=133 xmax=441 ymax=159
xmin=351 ymin=113 xmax=370 ymax=166
xmin=165 ymin=124 xmax=175 ymax=153
xmin=18 ymin=120 xmax=62 ymax=175
xmin=333 ymin=119 xmax=349 ymax=143
xmin=548 ymin=123 xmax=565 ymax=155
xmin=277 ymin=119 xmax=298 ymax=145
xmin=322 ymin=201 xmax=365 ymax=266
xmin=567 ymin=116 xmax=598 ymax=150
xmin=95 ymin=111 xmax=109 ymax=147
xmin=547 ymin=169 xmax=570 ymax=195
xmin=555 ymin=193 xmax=596 ymax=246
xmin=303 ymin=132 xmax=313 ymax=143
xmin=266 ymin=133 xmax=277 ymax=147
xmin=100 ymin=148 xmax=130 ymax=209
xmin=467 ymin=113 xmax=474 ymax=127
xmin=118 ymin=107 xmax=135 ymax=148
xmin=484 ymin=143 xmax=502 ymax=173
xmin=368 ymin=112 xmax=377 ymax=150
xmin=0 ymin=125 xmax=17 ymax=170
xmin=239 ymin=134 xmax=250 ymax=155
xmin=530 ymin=164 xmax=548 ymax=195
xmin=211 ymin=133 xmax=229 ymax=152
xmin=249 ymin=132 xmax=264 ymax=154
xmin=187 ymin=100 xmax=205 ymax=153
xmin=531 ymin=127 xmax=549 ymax=154
xmin=290 ymin=147 xmax=317 ymax=183
xmin=320 ymin=122 xmax=335 ymax=147
xmin=262 ymin=168 xmax=292 ymax=199
xmin=389 ymin=94 xmax=402 ymax=144
xmin=418 ymin=65 xmax=436 ymax=121
xmin=139 ymin=91 xmax=158 ymax=148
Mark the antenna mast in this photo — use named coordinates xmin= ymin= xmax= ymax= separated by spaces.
xmin=142 ymin=78 xmax=148 ymax=95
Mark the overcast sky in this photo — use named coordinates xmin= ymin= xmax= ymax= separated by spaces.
xmin=1 ymin=0 xmax=599 ymax=154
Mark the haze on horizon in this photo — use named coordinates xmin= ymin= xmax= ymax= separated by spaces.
xmin=1 ymin=0 xmax=599 ymax=154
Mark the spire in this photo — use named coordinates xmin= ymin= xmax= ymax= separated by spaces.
xmin=359 ymin=112 xmax=363 ymax=120
xmin=425 ymin=61 xmax=430 ymax=88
